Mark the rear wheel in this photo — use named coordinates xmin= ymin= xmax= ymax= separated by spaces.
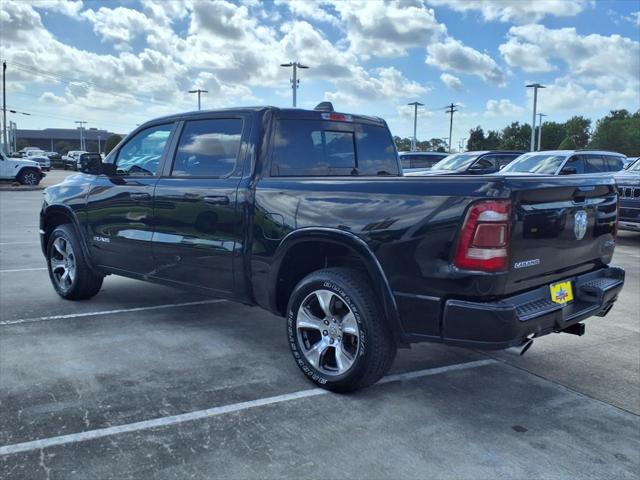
xmin=47 ymin=224 xmax=104 ymax=300
xmin=17 ymin=169 xmax=41 ymax=186
xmin=287 ymin=268 xmax=397 ymax=392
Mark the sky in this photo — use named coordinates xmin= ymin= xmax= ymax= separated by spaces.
xmin=1 ymin=0 xmax=639 ymax=147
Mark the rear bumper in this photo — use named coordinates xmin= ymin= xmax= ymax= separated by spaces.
xmin=442 ymin=266 xmax=625 ymax=349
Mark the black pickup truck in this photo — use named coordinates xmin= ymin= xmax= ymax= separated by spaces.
xmin=40 ymin=104 xmax=625 ymax=392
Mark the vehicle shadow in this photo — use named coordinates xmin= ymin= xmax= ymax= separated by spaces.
xmin=617 ymin=231 xmax=640 ymax=247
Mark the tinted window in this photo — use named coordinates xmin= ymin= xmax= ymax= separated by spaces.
xmin=563 ymin=156 xmax=585 ymax=174
xmin=400 ymin=156 xmax=411 ymax=169
xmin=584 ymin=155 xmax=607 ymax=173
xmin=472 ymin=155 xmax=495 ymax=169
xmin=354 ymin=124 xmax=399 ymax=175
xmin=172 ymin=119 xmax=242 ymax=177
xmin=116 ymin=124 xmax=173 ymax=176
xmin=605 ymin=155 xmax=624 ymax=172
xmin=495 ymin=154 xmax=518 ymax=168
xmin=271 ymin=120 xmax=398 ymax=176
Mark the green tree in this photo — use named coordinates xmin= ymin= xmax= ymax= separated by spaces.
xmin=485 ymin=130 xmax=501 ymax=150
xmin=54 ymin=141 xmax=72 ymax=155
xmin=429 ymin=138 xmax=446 ymax=151
xmin=85 ymin=140 xmax=99 ymax=152
xmin=104 ymin=134 xmax=123 ymax=155
xmin=590 ymin=110 xmax=640 ymax=156
xmin=539 ymin=121 xmax=566 ymax=150
xmin=467 ymin=126 xmax=485 ymax=151
xmin=499 ymin=122 xmax=532 ymax=150
xmin=558 ymin=136 xmax=577 ymax=149
xmin=564 ymin=115 xmax=591 ymax=148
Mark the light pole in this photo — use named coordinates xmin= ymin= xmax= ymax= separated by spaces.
xmin=537 ymin=113 xmax=547 ymax=151
xmin=407 ymin=101 xmax=424 ymax=151
xmin=2 ymin=61 xmax=6 ymax=154
xmin=445 ymin=103 xmax=459 ymax=153
xmin=281 ymin=62 xmax=309 ymax=107
xmin=188 ymin=89 xmax=208 ymax=111
xmin=75 ymin=121 xmax=87 ymax=150
xmin=526 ymin=83 xmax=545 ymax=152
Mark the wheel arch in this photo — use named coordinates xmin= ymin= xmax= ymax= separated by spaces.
xmin=40 ymin=205 xmax=93 ymax=266
xmin=268 ymin=227 xmax=405 ymax=342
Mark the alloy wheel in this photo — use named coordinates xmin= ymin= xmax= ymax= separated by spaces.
xmin=50 ymin=237 xmax=76 ymax=292
xmin=296 ymin=289 xmax=360 ymax=376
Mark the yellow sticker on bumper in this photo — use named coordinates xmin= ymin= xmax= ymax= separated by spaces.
xmin=550 ymin=281 xmax=573 ymax=305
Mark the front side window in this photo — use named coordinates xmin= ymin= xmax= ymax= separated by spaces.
xmin=116 ymin=124 xmax=173 ymax=176
xmin=172 ymin=119 xmax=243 ymax=177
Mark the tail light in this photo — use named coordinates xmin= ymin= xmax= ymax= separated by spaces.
xmin=454 ymin=200 xmax=511 ymax=272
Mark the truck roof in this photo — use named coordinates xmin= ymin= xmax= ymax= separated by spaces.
xmin=139 ymin=106 xmax=387 ymax=129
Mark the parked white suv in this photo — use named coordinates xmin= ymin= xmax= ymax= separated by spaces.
xmin=0 ymin=151 xmax=44 ymax=185
xmin=25 ymin=150 xmax=51 ymax=171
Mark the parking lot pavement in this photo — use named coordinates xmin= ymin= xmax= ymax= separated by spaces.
xmin=1 ymin=175 xmax=639 ymax=479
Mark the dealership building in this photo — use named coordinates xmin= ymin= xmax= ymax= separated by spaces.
xmin=16 ymin=127 xmax=122 ymax=153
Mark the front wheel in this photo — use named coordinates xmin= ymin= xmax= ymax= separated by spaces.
xmin=47 ymin=224 xmax=104 ymax=300
xmin=287 ymin=268 xmax=397 ymax=392
xmin=17 ymin=169 xmax=41 ymax=186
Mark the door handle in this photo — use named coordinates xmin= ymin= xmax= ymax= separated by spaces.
xmin=204 ymin=195 xmax=230 ymax=205
xmin=130 ymin=192 xmax=151 ymax=201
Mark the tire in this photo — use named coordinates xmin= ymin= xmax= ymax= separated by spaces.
xmin=47 ymin=224 xmax=104 ymax=300
xmin=286 ymin=267 xmax=397 ymax=392
xmin=17 ymin=169 xmax=41 ymax=186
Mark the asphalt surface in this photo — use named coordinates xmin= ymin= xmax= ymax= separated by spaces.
xmin=1 ymin=170 xmax=639 ymax=479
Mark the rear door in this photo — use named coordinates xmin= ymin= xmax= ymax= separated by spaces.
xmin=150 ymin=116 xmax=248 ymax=294
xmin=506 ymin=176 xmax=617 ymax=293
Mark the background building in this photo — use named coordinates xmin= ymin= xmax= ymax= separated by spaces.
xmin=15 ymin=127 xmax=122 ymax=153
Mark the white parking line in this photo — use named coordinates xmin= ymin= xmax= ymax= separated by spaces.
xmin=0 ymin=267 xmax=47 ymax=273
xmin=0 ymin=359 xmax=495 ymax=456
xmin=0 ymin=299 xmax=227 ymax=326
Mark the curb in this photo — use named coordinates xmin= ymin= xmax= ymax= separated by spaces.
xmin=0 ymin=185 xmax=45 ymax=192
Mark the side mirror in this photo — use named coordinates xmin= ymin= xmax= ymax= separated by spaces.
xmin=101 ymin=162 xmax=117 ymax=176
xmin=560 ymin=166 xmax=577 ymax=175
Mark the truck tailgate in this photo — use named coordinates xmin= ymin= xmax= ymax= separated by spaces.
xmin=505 ymin=175 xmax=618 ymax=294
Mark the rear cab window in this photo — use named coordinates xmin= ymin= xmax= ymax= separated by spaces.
xmin=271 ymin=118 xmax=399 ymax=176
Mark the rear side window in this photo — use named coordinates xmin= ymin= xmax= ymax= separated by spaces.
xmin=584 ymin=155 xmax=607 ymax=173
xmin=496 ymin=154 xmax=518 ymax=168
xmin=271 ymin=120 xmax=398 ymax=176
xmin=605 ymin=155 xmax=624 ymax=171
xmin=172 ymin=119 xmax=242 ymax=177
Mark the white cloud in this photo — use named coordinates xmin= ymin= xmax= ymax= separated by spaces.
xmin=329 ymin=0 xmax=447 ymax=58
xmin=485 ymin=99 xmax=524 ymax=117
xmin=82 ymin=7 xmax=155 ymax=50
xmin=426 ymin=38 xmax=506 ymax=86
xmin=629 ymin=11 xmax=640 ymax=26
xmin=499 ymin=38 xmax=554 ymax=72
xmin=440 ymin=73 xmax=463 ymax=90
xmin=39 ymin=91 xmax=67 ymax=105
xmin=536 ymin=78 xmax=639 ymax=113
xmin=426 ymin=0 xmax=592 ymax=23
xmin=326 ymin=66 xmax=428 ymax=107
xmin=30 ymin=0 xmax=83 ymax=17
xmin=274 ymin=0 xmax=340 ymax=27
xmin=500 ymin=25 xmax=640 ymax=90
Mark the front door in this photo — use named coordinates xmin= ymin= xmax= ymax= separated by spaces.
xmin=86 ymin=123 xmax=175 ymax=275
xmin=151 ymin=117 xmax=246 ymax=294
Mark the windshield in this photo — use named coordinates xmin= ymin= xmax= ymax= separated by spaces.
xmin=500 ymin=153 xmax=566 ymax=174
xmin=431 ymin=153 xmax=480 ymax=171
xmin=629 ymin=159 xmax=640 ymax=171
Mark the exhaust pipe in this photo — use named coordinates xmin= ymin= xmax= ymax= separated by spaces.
xmin=504 ymin=337 xmax=534 ymax=356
